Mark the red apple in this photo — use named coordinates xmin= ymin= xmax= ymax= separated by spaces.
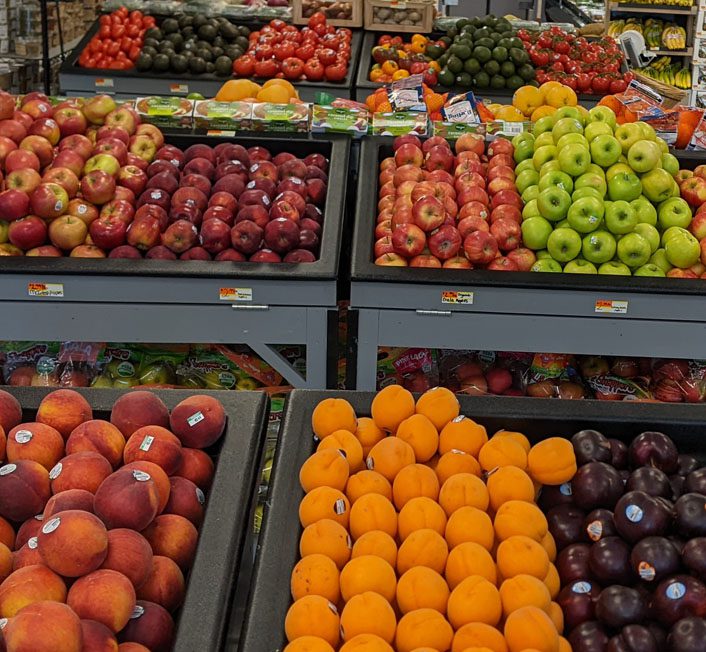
xmin=375 ymin=252 xmax=408 ymax=266
xmin=51 ymin=150 xmax=84 ymax=177
xmin=82 ymin=95 xmax=117 ymax=125
xmin=109 ymin=245 xmax=142 ymax=259
xmin=0 ymin=119 xmax=27 ymax=144
xmin=428 ymin=224 xmax=462 ymax=260
xmin=182 ymin=173 xmax=212 ymax=197
xmin=375 ymin=220 xmax=392 ymax=239
xmin=134 ymin=123 xmax=164 ymax=148
xmin=6 ymin=169 xmax=42 ymax=194
xmin=93 ymin=139 xmax=128 ymax=166
xmin=67 ymin=198 xmax=99 ymax=226
xmin=694 ymin=165 xmax=706 ymax=181
xmin=21 ymin=99 xmax=53 ymax=120
xmin=491 ymin=218 xmax=522 ymax=252
xmin=455 ymin=133 xmax=485 ymax=156
xmin=491 ymin=190 xmax=523 ymax=211
xmin=96 ymin=125 xmax=129 ymax=146
xmin=28 ymin=118 xmax=60 ymax=146
xmin=394 ymin=144 xmax=424 ymax=168
xmin=249 ymin=160 xmax=278 ymax=182
xmin=135 ymin=204 xmax=168 ymax=231
xmin=13 ymin=110 xmax=32 ymax=131
xmin=146 ymin=171 xmax=179 ymax=195
xmin=172 ymin=186 xmax=208 ymax=212
xmin=393 ymin=164 xmax=425 ymax=186
xmin=250 ymin=248 xmax=281 ymax=263
xmin=199 ymin=218 xmax=231 ymax=254
xmin=214 ymin=248 xmax=246 ymax=262
xmin=458 ymin=201 xmax=489 ymax=221
xmin=275 ymin=190 xmax=306 ymax=214
xmin=391 ymin=223 xmax=426 ymax=258
xmin=161 ymin=219 xmax=198 ymax=253
xmin=8 ymin=215 xmax=47 ymax=250
xmin=487 ymin=177 xmax=517 ymax=196
xmin=145 ymin=245 xmax=177 ymax=260
xmin=443 ymin=256 xmax=472 ymax=269
xmin=264 ymin=217 xmax=300 ymax=253
xmin=180 ymin=246 xmax=211 ymax=261
xmin=270 ymin=199 xmax=300 ymax=223
xmin=681 ymin=176 xmax=706 ymax=207
xmin=83 ymin=153 xmax=120 ymax=177
xmin=490 ymin=204 xmax=522 ymax=224
xmin=374 ymin=235 xmax=394 ymax=258
xmin=231 ymin=220 xmax=264 ymax=255
xmin=410 ymin=254 xmax=442 ymax=268
xmin=463 ymin=230 xmax=499 ymax=264
xmin=487 ymin=256 xmax=519 ymax=271
xmin=458 ymin=216 xmax=490 ymax=238
xmin=425 ymin=145 xmax=454 ymax=173
xmin=203 ymin=206 xmax=234 ymax=226
xmin=487 ymin=139 xmax=514 ymax=157
xmin=127 ymin=217 xmax=161 ymax=250
xmin=306 ymin=179 xmax=326 ymax=206
xmin=58 ymin=134 xmax=93 ymax=160
xmin=675 ymin=170 xmax=693 ymax=184
xmin=487 ymin=154 xmax=515 ymax=170
xmin=0 ymin=135 xmax=17 ymax=166
xmin=26 ymin=245 xmax=61 ymax=257
xmin=209 ymin=191 xmax=238 ymax=214
xmin=184 ymin=158 xmax=215 ymax=180
xmin=487 ymin=165 xmax=515 ymax=182
xmin=48 ymin=214 xmax=87 ymax=250
xmin=4 ymin=149 xmax=39 ymax=173
xmin=0 ymin=91 xmax=15 ymax=121
xmin=80 ymin=170 xmax=116 ymax=205
xmin=90 ymin=214 xmax=127 ymax=249
xmin=100 ymin=199 xmax=134 ymax=225
xmin=284 ymin=249 xmax=316 ymax=263
xmin=507 ymin=247 xmax=536 ymax=272
xmin=426 ymin=169 xmax=454 ymax=186
xmin=412 ymin=196 xmax=445 ymax=232
xmin=113 ymin=186 xmax=135 ymax=205
xmin=117 ymin=165 xmax=148 ymax=196
xmin=457 ymin=187 xmax=490 ymax=207
xmin=70 ymin=244 xmax=106 ymax=258
xmin=278 ymin=158 xmax=307 ymax=180
xmin=393 ymin=135 xmax=422 ymax=151
xmin=236 ymin=205 xmax=270 ymax=229
xmin=42 ymin=167 xmax=79 ymax=198
xmin=30 ymin=183 xmax=69 ymax=219
xmin=104 ymin=107 xmax=137 ymax=135
xmin=0 ymin=188 xmax=30 ymax=221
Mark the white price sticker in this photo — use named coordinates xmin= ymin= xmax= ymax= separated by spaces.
xmin=595 ymin=300 xmax=628 ymax=314
xmin=441 ymin=291 xmax=474 ymax=305
xmin=220 ymin=287 xmax=253 ymax=302
xmin=170 ymin=83 xmax=189 ymax=94
xmin=95 ymin=78 xmax=114 ymax=88
xmin=187 ymin=411 xmax=205 ymax=427
xmin=28 ymin=282 xmax=64 ymax=298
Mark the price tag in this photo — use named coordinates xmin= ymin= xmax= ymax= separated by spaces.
xmin=441 ymin=291 xmax=474 ymax=305
xmin=595 ymin=300 xmax=628 ymax=314
xmin=169 ymin=83 xmax=189 ymax=94
xmin=28 ymin=282 xmax=64 ymax=298
xmin=207 ymin=130 xmax=236 ymax=137
xmin=94 ymin=78 xmax=114 ymax=88
xmin=220 ymin=287 xmax=253 ymax=302
xmin=500 ymin=121 xmax=524 ymax=135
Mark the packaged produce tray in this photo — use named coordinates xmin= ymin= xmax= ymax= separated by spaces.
xmin=4 ymin=386 xmax=269 ymax=652
xmin=238 ymin=389 xmax=706 ymax=651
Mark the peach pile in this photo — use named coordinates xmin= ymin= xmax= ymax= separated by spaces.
xmin=0 ymin=388 xmax=226 ymax=651
xmin=284 ymin=386 xmax=578 ymax=652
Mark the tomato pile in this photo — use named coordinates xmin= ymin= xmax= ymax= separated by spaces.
xmin=518 ymin=26 xmax=631 ymax=95
xmin=232 ymin=13 xmax=352 ymax=83
xmin=78 ymin=7 xmax=155 ymax=71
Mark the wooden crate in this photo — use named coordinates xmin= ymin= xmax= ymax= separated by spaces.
xmin=364 ymin=0 xmax=435 ymax=33
xmin=292 ymin=0 xmax=362 ymax=26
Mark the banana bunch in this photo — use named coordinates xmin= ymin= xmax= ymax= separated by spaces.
xmin=643 ymin=19 xmax=664 ymax=49
xmin=641 ymin=57 xmax=691 ymax=88
xmin=617 ymin=0 xmax=691 ymax=6
xmin=661 ymin=25 xmax=687 ymax=50
xmin=607 ymin=20 xmax=625 ymax=38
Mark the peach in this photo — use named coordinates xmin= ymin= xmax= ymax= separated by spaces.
xmin=15 ymin=515 xmax=43 ymax=550
xmin=0 ymin=429 xmax=5 ymax=465
xmin=110 ymin=391 xmax=169 ymax=437
xmin=100 ymin=529 xmax=153 ymax=589
xmin=118 ymin=644 xmax=150 ymax=652
xmin=66 ymin=420 xmax=125 ymax=468
xmin=80 ymin=619 xmax=118 ymax=652
xmin=169 ymin=395 xmax=226 ymax=448
xmin=0 ymin=460 xmax=50 ymax=522
xmin=142 ymin=514 xmax=198 ymax=572
xmin=93 ymin=468 xmax=160 ymax=531
xmin=136 ymin=555 xmax=185 ymax=612
xmin=7 ymin=422 xmax=64 ymax=471
xmin=68 ymin=569 xmax=136 ymax=633
xmin=50 ymin=452 xmax=112 ymax=494
xmin=37 ymin=509 xmax=108 ymax=577
xmin=0 ymin=543 xmax=11 ymax=582
xmin=164 ymin=476 xmax=205 ymax=527
xmin=118 ymin=600 xmax=174 ymax=652
xmin=0 ymin=390 xmax=21 ymax=434
xmin=0 ymin=564 xmax=67 ymax=617
xmin=123 ymin=426 xmax=183 ymax=476
xmin=44 ymin=489 xmax=95 ymax=517
xmin=4 ymin=600 xmax=82 ymax=652
xmin=0 ymin=517 xmax=14 ymax=550
xmin=13 ymin=538 xmax=42 ymax=571
xmin=122 ymin=461 xmax=169 ymax=514
xmin=36 ymin=389 xmax=92 ymax=439
xmin=174 ymin=448 xmax=214 ymax=490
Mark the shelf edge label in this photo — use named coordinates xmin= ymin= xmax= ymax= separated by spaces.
xmin=28 ymin=282 xmax=64 ymax=298
xmin=595 ymin=299 xmax=628 ymax=314
xmin=170 ymin=83 xmax=189 ymax=94
xmin=94 ymin=78 xmax=114 ymax=88
xmin=441 ymin=290 xmax=473 ymax=305
xmin=220 ymin=287 xmax=252 ymax=302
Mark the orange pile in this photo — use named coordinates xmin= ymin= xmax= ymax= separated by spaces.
xmin=214 ymin=78 xmax=302 ymax=104
xmin=284 ymin=387 xmax=578 ymax=652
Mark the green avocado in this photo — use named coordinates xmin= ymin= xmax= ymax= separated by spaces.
xmin=425 ymin=44 xmax=443 ymax=59
xmin=510 ymin=37 xmax=525 ymax=50
xmin=500 ymin=60 xmax=516 ymax=77
xmin=438 ymin=67 xmax=455 ymax=86
xmin=472 ymin=46 xmax=492 ymax=63
xmin=518 ymin=64 xmax=536 ymax=81
xmin=474 ymin=71 xmax=490 ymax=88
xmin=475 ymin=37 xmax=495 ymax=50
xmin=492 ymin=46 xmax=508 ymax=62
xmin=456 ymin=18 xmax=470 ymax=29
xmin=456 ymin=72 xmax=472 ymax=87
xmin=464 ymin=58 xmax=481 ymax=75
xmin=484 ymin=60 xmax=500 ymax=76
xmin=509 ymin=47 xmax=529 ymax=65
xmin=506 ymin=75 xmax=525 ymax=90
xmin=447 ymin=55 xmax=463 ymax=74
xmin=449 ymin=43 xmax=471 ymax=59
xmin=490 ymin=74 xmax=506 ymax=89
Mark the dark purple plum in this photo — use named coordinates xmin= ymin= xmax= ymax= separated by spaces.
xmin=648 ymin=623 xmax=668 ymax=651
xmin=606 ymin=625 xmax=658 ymax=652
xmin=682 ymin=538 xmax=706 ymax=582
xmin=573 ymin=462 xmax=625 ymax=511
xmin=684 ymin=468 xmax=706 ymax=495
xmin=652 ymin=575 xmax=706 ymax=627
xmin=629 ymin=432 xmax=678 ymax=474
xmin=584 ymin=509 xmax=617 ymax=543
xmin=626 ymin=467 xmax=671 ymax=498
xmin=670 ymin=475 xmax=686 ymax=502
xmin=572 ymin=430 xmax=612 ymax=465
xmin=674 ymin=493 xmax=706 ymax=538
xmin=538 ymin=482 xmax=575 ymax=512
xmin=667 ymin=617 xmax=706 ymax=652
xmin=558 ymin=543 xmax=593 ymax=584
xmin=630 ymin=536 xmax=681 ymax=584
xmin=677 ymin=455 xmax=700 ymax=476
xmin=569 ymin=621 xmax=610 ymax=652
xmin=596 ymin=585 xmax=648 ymax=628
xmin=547 ymin=504 xmax=587 ymax=550
xmin=589 ymin=537 xmax=635 ymax=586
xmin=610 ymin=439 xmax=629 ymax=469
xmin=614 ymin=491 xmax=671 ymax=542
xmin=558 ymin=580 xmax=600 ymax=631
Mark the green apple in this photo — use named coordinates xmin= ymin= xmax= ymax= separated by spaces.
xmin=573 ymin=187 xmax=604 ymax=202
xmin=599 ymin=261 xmax=632 ymax=275
xmin=521 ymin=216 xmax=554 ymax=249
xmin=619 ymin=154 xmax=629 ymax=165
xmin=537 ymin=186 xmax=572 ymax=222
xmin=661 ymin=226 xmax=688 ymax=246
xmin=512 ymin=132 xmax=534 ymax=149
xmin=575 ymin=173 xmax=607 ymax=197
xmin=588 ymin=105 xmax=617 ymax=130
xmin=536 ymin=249 xmax=553 ymax=259
xmin=539 ymin=160 xmax=561 ymax=178
xmin=534 ymin=132 xmax=556 ymax=150
xmin=567 ymin=196 xmax=604 ymax=233
xmin=558 ymin=144 xmax=591 ymax=177
xmin=516 ymin=169 xmax=539 ymax=194
xmin=514 ymin=139 xmax=534 ymax=163
xmin=515 ymin=159 xmax=536 ymax=176
xmin=533 ymin=115 xmax=556 ymax=137
xmin=657 ymin=139 xmax=670 ymax=154
xmin=630 ymin=196 xmax=657 ymax=226
xmin=614 ymin=123 xmax=643 ymax=154
xmin=633 ymin=263 xmax=666 ymax=277
xmin=636 ymin=121 xmax=656 ymax=141
xmin=627 ymin=140 xmax=661 ymax=173
xmin=606 ymin=162 xmax=633 ymax=181
xmin=555 ymin=106 xmax=583 ymax=123
xmin=671 ymin=179 xmax=681 ymax=198
xmin=522 ymin=185 xmax=540 ymax=203
xmin=633 ymin=223 xmax=660 ymax=253
xmin=556 ymin=133 xmax=588 ymax=151
xmin=582 ymin=230 xmax=617 ymax=264
xmin=556 ymin=219 xmax=570 ymax=229
xmin=605 ymin=200 xmax=638 ymax=234
xmin=547 ymin=227 xmax=582 ymax=263
xmin=658 ymin=197 xmax=691 ymax=230
xmin=552 ymin=117 xmax=583 ymax=144
xmin=661 ymin=153 xmax=679 ymax=176
xmin=640 ymin=167 xmax=674 ymax=204
xmin=531 ymin=258 xmax=563 ymax=272
xmin=522 ymin=199 xmax=541 ymax=219
xmin=533 ymin=145 xmax=558 ymax=171
xmin=608 ymin=172 xmax=642 ymax=201
xmin=617 ymin=232 xmax=651 ymax=268
xmin=649 ymin=247 xmax=672 ymax=273
xmin=584 ymin=121 xmax=613 ymax=143
xmin=564 ymin=258 xmax=598 ymax=274
xmin=665 ymin=230 xmax=701 ymax=268
xmin=539 ymin=170 xmax=573 ymax=193
xmin=589 ymin=134 xmax=622 ymax=168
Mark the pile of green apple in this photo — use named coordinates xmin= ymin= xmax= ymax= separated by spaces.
xmin=513 ymin=105 xmax=699 ymax=277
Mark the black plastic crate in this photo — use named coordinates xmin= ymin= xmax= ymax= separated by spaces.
xmin=5 ymin=386 xmax=268 ymax=652
xmin=239 ymin=389 xmax=706 ymax=651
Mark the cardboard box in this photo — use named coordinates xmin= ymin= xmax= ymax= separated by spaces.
xmin=364 ymin=0 xmax=435 ymax=33
xmin=135 ymin=96 xmax=195 ymax=129
xmin=250 ymin=103 xmax=310 ymax=132
xmin=292 ymin=0 xmax=362 ymax=27
xmin=193 ymin=100 xmax=252 ymax=131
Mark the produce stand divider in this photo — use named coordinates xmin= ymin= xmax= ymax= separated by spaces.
xmin=349 ymin=138 xmax=706 ymax=390
xmin=7 ymin=386 xmax=269 ymax=652
xmin=0 ymin=133 xmax=350 ymax=389
xmin=239 ymin=389 xmax=706 ymax=652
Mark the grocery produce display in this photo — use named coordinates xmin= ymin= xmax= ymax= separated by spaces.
xmin=638 ymin=56 xmax=693 ymax=91
xmin=0 ymin=91 xmax=328 ymax=263
xmin=608 ymin=18 xmax=688 ymax=51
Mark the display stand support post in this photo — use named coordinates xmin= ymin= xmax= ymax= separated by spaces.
xmin=40 ymin=0 xmax=51 ymax=95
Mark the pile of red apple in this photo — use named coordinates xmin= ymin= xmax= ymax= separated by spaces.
xmin=676 ymin=166 xmax=706 ymax=278
xmin=375 ymin=133 xmax=534 ymax=271
xmin=0 ymin=91 xmax=327 ymax=262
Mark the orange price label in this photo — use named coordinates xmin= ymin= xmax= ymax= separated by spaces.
xmin=594 ymin=300 xmax=628 ymax=314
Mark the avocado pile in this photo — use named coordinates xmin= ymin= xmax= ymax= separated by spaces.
xmin=135 ymin=14 xmax=250 ymax=76
xmin=428 ymin=16 xmax=536 ymax=91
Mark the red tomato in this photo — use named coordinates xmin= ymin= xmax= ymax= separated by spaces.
xmin=126 ymin=24 xmax=140 ymax=38
xmin=553 ymin=40 xmax=570 ymax=55
xmin=254 ymin=58 xmax=279 ymax=77
xmin=313 ymin=23 xmax=328 ymax=37
xmin=338 ymin=28 xmax=352 ymax=40
xmin=318 ymin=48 xmax=337 ymax=66
xmin=324 ymin=62 xmax=346 ymax=82
xmin=128 ymin=45 xmax=141 ymax=61
xmin=89 ymin=39 xmax=104 ymax=53
xmin=233 ymin=55 xmax=256 ymax=76
xmin=610 ymin=79 xmax=627 ymax=94
xmin=143 ymin=16 xmax=156 ymax=27
xmin=120 ymin=37 xmax=133 ymax=51
xmin=295 ymin=43 xmax=315 ymax=61
xmin=255 ymin=44 xmax=274 ymax=61
xmin=269 ymin=18 xmax=287 ymax=30
xmin=304 ymin=59 xmax=325 ymax=81
xmin=282 ymin=57 xmax=304 ymax=80
xmin=111 ymin=15 xmax=123 ymax=25
xmin=307 ymin=12 xmax=326 ymax=28
xmin=99 ymin=15 xmax=111 ymax=26
xmin=129 ymin=10 xmax=143 ymax=21
xmin=591 ymin=75 xmax=610 ymax=94
xmin=111 ymin=24 xmax=126 ymax=39
xmin=273 ymin=42 xmax=296 ymax=61
xmin=106 ymin=41 xmax=120 ymax=56
xmin=99 ymin=24 xmax=111 ymax=38
xmin=322 ymin=34 xmax=340 ymax=50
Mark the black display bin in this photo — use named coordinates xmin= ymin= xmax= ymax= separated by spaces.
xmin=238 ymin=389 xmax=706 ymax=651
xmin=4 ymin=386 xmax=269 ymax=652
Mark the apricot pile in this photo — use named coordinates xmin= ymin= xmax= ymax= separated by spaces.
xmin=285 ymin=386 xmax=578 ymax=652
xmin=0 ymin=388 xmax=226 ymax=651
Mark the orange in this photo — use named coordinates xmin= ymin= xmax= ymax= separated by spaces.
xmin=340 ymin=634 xmax=394 ymax=651
xmin=215 ymin=79 xmax=260 ymax=102
xmin=504 ymin=606 xmax=559 ymax=652
xmin=452 ymin=623 xmax=508 ymax=652
xmin=543 ymin=564 xmax=560 ymax=600
xmin=397 ymin=528 xmax=448 ymax=575
xmin=366 ymin=437 xmax=415 ymax=482
xmin=351 ymin=531 xmax=397 ymax=568
xmin=438 ymin=473 xmax=489 ymax=516
xmin=285 ymin=595 xmax=340 ymax=647
xmin=447 ymin=575 xmax=502 ymax=629
xmin=438 ymin=416 xmax=488 ymax=457
xmin=479 ymin=437 xmax=528 ymax=472
xmin=435 ymin=450 xmax=482 ymax=485
xmin=527 ymin=438 xmax=577 ymax=485
xmin=415 ymin=387 xmax=459 ymax=430
xmin=340 ymin=555 xmax=397 ymax=603
xmin=299 ymin=486 xmax=350 ymax=529
xmin=340 ymin=592 xmax=396 ymax=644
xmin=262 ymin=78 xmax=298 ymax=99
xmin=544 ymin=84 xmax=577 ymax=109
xmin=256 ymin=84 xmax=292 ymax=103
xmin=539 ymin=81 xmax=563 ymax=96
xmin=371 ymin=385 xmax=415 ymax=433
xmin=513 ymin=86 xmax=545 ymax=117
xmin=299 ymin=448 xmax=350 ymax=493
xmin=531 ymin=105 xmax=557 ymax=122
xmin=445 ymin=542 xmax=497 ymax=589
xmin=355 ymin=418 xmax=386 ymax=456
xmin=559 ymin=637 xmax=571 ymax=652
xmin=395 ymin=609 xmax=454 ymax=652
xmin=548 ymin=601 xmax=564 ymax=633
xmin=396 ymin=414 xmax=438 ymax=463
xmin=284 ymin=636 xmax=334 ymax=652
xmin=496 ymin=535 xmax=550 ymax=580
xmin=318 ymin=429 xmax=364 ymax=473
xmin=486 ymin=466 xmax=535 ymax=512
xmin=494 ymin=106 xmax=526 ymax=122
xmin=346 ymin=470 xmax=392 ymax=504
xmin=312 ymin=399 xmax=357 ymax=440
xmin=541 ymin=532 xmax=557 ymax=562
xmin=392 ymin=463 xmax=440 ymax=510
xmin=291 ymin=554 xmax=340 ymax=603
xmin=493 ymin=431 xmax=531 ymax=454
xmin=499 ymin=575 xmax=552 ymax=618
xmin=396 ymin=567 xmax=450 ymax=614
xmin=445 ymin=506 xmax=494 ymax=551
xmin=349 ymin=493 xmax=397 ymax=541
xmin=494 ymin=500 xmax=548 ymax=542
xmin=397 ymin=497 xmax=447 ymax=541
xmin=300 ymin=519 xmax=351 ymax=569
